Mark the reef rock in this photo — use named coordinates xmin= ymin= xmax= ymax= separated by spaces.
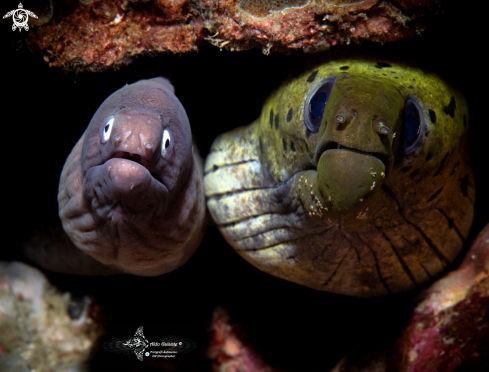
xmin=26 ymin=0 xmax=438 ymax=71
xmin=205 ymin=224 xmax=489 ymax=371
xmin=206 ymin=307 xmax=284 ymax=372
xmin=0 ymin=261 xmax=104 ymax=372
xmin=331 ymin=223 xmax=489 ymax=372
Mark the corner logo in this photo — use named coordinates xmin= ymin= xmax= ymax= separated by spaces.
xmin=103 ymin=326 xmax=197 ymax=361
xmin=3 ymin=3 xmax=38 ymax=32
xmin=123 ymin=327 xmax=150 ymax=361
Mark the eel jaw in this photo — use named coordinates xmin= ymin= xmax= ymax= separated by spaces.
xmin=113 ymin=151 xmax=147 ymax=166
xmin=108 ymin=150 xmax=163 ymax=185
xmin=316 ymin=146 xmax=386 ymax=215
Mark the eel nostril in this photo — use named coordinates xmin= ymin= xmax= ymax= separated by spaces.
xmin=373 ymin=121 xmax=390 ymax=136
xmin=335 ymin=112 xmax=353 ymax=129
xmin=114 ymin=133 xmax=122 ymax=146
xmin=144 ymin=142 xmax=153 ymax=151
xmin=335 ymin=114 xmax=345 ymax=124
xmin=372 ymin=116 xmax=391 ymax=136
xmin=379 ymin=125 xmax=390 ymax=135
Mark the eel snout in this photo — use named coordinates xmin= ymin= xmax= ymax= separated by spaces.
xmin=98 ymin=110 xmax=166 ymax=183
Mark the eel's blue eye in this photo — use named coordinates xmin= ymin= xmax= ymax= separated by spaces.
xmin=310 ymin=92 xmax=327 ymax=119
xmin=304 ymin=77 xmax=335 ymax=133
xmin=403 ymin=97 xmax=425 ymax=154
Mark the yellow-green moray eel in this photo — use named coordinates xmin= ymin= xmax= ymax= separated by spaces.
xmin=53 ymin=78 xmax=205 ymax=276
xmin=204 ymin=58 xmax=475 ymax=297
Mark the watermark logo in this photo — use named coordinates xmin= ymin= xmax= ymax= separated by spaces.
xmin=3 ymin=3 xmax=38 ymax=32
xmin=122 ymin=326 xmax=150 ymax=361
xmin=103 ymin=326 xmax=197 ymax=361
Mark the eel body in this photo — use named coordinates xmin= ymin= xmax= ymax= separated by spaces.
xmin=54 ymin=77 xmax=205 ymax=276
xmin=204 ymin=57 xmax=475 ymax=297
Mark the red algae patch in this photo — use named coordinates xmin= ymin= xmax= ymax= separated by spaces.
xmin=26 ymin=0 xmax=438 ymax=72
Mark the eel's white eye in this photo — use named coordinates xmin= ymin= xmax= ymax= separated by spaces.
xmin=161 ymin=129 xmax=172 ymax=157
xmin=101 ymin=117 xmax=114 ymax=143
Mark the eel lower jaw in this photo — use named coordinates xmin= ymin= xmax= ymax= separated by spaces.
xmin=85 ymin=157 xmax=169 ymax=213
xmin=315 ymin=148 xmax=387 ymax=216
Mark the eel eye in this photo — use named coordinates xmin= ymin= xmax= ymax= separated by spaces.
xmin=161 ymin=129 xmax=172 ymax=157
xmin=101 ymin=117 xmax=114 ymax=143
xmin=403 ymin=97 xmax=425 ymax=154
xmin=304 ymin=77 xmax=335 ymax=133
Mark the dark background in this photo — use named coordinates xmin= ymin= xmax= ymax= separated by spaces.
xmin=1 ymin=1 xmax=487 ymax=371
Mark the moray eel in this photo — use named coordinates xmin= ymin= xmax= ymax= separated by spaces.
xmin=204 ymin=57 xmax=475 ymax=297
xmin=53 ymin=77 xmax=205 ymax=276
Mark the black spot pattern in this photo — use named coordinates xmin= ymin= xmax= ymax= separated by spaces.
xmin=340 ymin=66 xmax=350 ymax=70
xmin=427 ymin=187 xmax=443 ymax=202
xmin=429 ymin=109 xmax=437 ymax=124
xmin=275 ymin=114 xmax=279 ymax=129
xmin=434 ymin=153 xmax=449 ymax=177
xmin=439 ymin=209 xmax=454 ymax=229
xmin=460 ymin=175 xmax=469 ymax=196
xmin=213 ymin=164 xmax=219 ymax=172
xmin=375 ymin=62 xmax=392 ymax=69
xmin=290 ymin=141 xmax=296 ymax=151
xmin=269 ymin=109 xmax=274 ymax=128
xmin=425 ymin=153 xmax=433 ymax=162
xmin=410 ymin=168 xmax=420 ymax=180
xmin=450 ymin=161 xmax=459 ymax=176
xmin=442 ymin=97 xmax=456 ymax=118
xmin=287 ymin=108 xmax=293 ymax=122
xmin=307 ymin=70 xmax=318 ymax=83
xmin=401 ymin=166 xmax=412 ymax=173
xmin=282 ymin=138 xmax=287 ymax=151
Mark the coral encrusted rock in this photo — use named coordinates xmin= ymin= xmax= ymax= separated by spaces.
xmin=25 ymin=0 xmax=439 ymax=71
xmin=0 ymin=261 xmax=105 ymax=372
xmin=331 ymin=223 xmax=489 ymax=372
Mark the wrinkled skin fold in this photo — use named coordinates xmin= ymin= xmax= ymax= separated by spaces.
xmin=55 ymin=77 xmax=206 ymax=276
xmin=204 ymin=57 xmax=474 ymax=297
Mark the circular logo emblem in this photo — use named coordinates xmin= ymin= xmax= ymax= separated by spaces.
xmin=12 ymin=8 xmax=28 ymax=29
xmin=3 ymin=3 xmax=38 ymax=32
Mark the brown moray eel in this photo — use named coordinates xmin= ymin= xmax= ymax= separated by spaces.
xmin=32 ymin=78 xmax=205 ymax=276
xmin=204 ymin=57 xmax=475 ymax=297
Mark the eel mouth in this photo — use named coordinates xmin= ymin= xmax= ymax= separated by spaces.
xmin=113 ymin=151 xmax=146 ymax=167
xmin=314 ymin=141 xmax=387 ymax=167
xmin=110 ymin=151 xmax=160 ymax=181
